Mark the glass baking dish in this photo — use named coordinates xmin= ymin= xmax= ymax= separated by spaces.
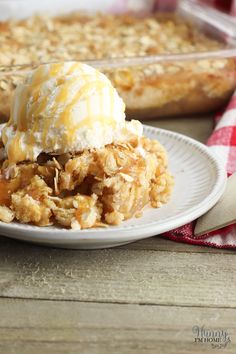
xmin=0 ymin=0 xmax=236 ymax=121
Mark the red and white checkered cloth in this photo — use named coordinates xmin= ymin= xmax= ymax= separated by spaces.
xmin=164 ymin=93 xmax=236 ymax=248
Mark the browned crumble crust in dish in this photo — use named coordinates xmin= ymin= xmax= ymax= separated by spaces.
xmin=0 ymin=137 xmax=173 ymax=229
xmin=0 ymin=13 xmax=236 ymax=120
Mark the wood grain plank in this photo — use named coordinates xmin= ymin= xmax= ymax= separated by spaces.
xmin=1 ymin=235 xmax=234 ymax=255
xmin=0 ymin=298 xmax=235 ymax=354
xmin=0 ymin=237 xmax=235 ymax=307
xmin=123 ymin=236 xmax=236 ymax=254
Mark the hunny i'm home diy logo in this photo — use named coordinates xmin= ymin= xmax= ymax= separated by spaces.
xmin=192 ymin=325 xmax=231 ymax=349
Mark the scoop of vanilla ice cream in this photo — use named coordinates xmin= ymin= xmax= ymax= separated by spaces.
xmin=2 ymin=62 xmax=143 ymax=164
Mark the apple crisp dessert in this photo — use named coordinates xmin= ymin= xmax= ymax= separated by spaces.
xmin=0 ymin=12 xmax=235 ymax=120
xmin=0 ymin=62 xmax=173 ymax=229
xmin=0 ymin=137 xmax=173 ymax=228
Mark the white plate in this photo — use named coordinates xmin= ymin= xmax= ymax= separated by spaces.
xmin=0 ymin=125 xmax=226 ymax=249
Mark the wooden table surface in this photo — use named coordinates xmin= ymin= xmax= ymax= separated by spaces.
xmin=1 ymin=115 xmax=235 ymax=354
